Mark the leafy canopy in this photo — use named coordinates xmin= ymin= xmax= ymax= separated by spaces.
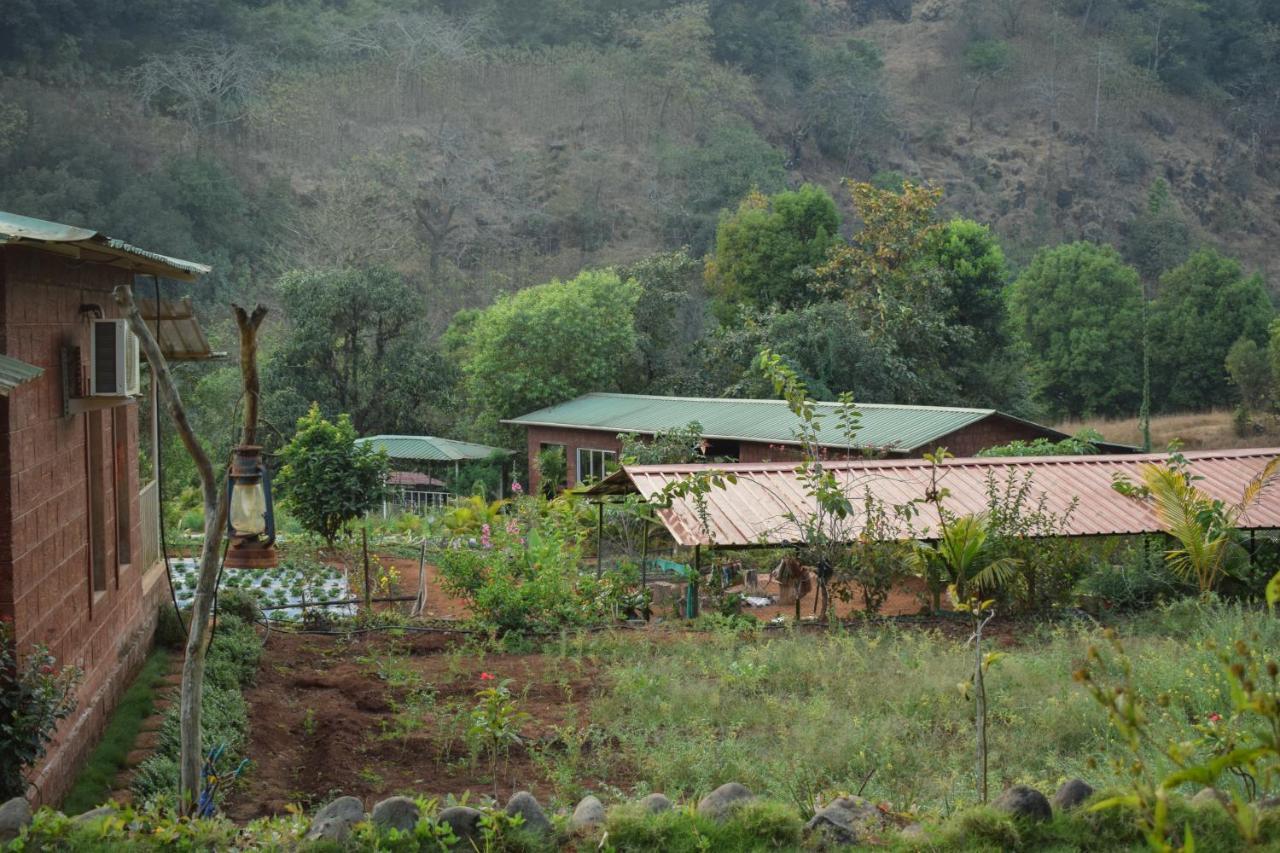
xmin=275 ymin=404 xmax=389 ymax=545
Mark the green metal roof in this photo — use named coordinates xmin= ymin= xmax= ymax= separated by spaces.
xmin=504 ymin=393 xmax=1066 ymax=453
xmin=0 ymin=354 xmax=43 ymax=395
xmin=356 ymin=435 xmax=513 ymax=463
xmin=0 ymin=210 xmax=211 ymax=281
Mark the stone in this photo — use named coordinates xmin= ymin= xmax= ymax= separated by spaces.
xmin=306 ymin=796 xmax=365 ymax=842
xmin=371 ymin=796 xmax=420 ymax=833
xmin=1191 ymin=787 xmax=1229 ymax=809
xmin=803 ymin=796 xmax=886 ymax=847
xmin=1051 ymin=779 xmax=1094 ymax=811
xmin=697 ymin=782 xmax=753 ymax=821
xmin=0 ymin=798 xmax=31 ymax=843
xmin=569 ymin=795 xmax=606 ymax=833
xmin=1257 ymin=795 xmax=1280 ymax=811
xmin=992 ymin=786 xmax=1052 ymax=822
xmin=899 ymin=823 xmax=928 ymax=842
xmin=505 ymin=791 xmax=552 ymax=836
xmin=437 ymin=806 xmax=484 ymax=849
xmin=639 ymin=793 xmax=673 ymax=814
xmin=72 ymin=806 xmax=117 ymax=824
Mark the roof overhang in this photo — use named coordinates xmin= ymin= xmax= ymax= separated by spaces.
xmin=585 ymin=449 xmax=1280 ymax=548
xmin=0 ymin=354 xmax=43 ymax=395
xmin=138 ymin=297 xmax=221 ymax=361
xmin=0 ymin=210 xmax=211 ymax=282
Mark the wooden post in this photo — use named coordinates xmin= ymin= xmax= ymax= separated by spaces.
xmin=640 ymin=514 xmax=650 ymax=591
xmin=411 ymin=539 xmax=427 ymax=618
xmin=362 ymin=525 xmax=372 ymax=614
xmin=113 ymin=285 xmax=231 ymax=812
xmin=596 ymin=501 xmax=604 ymax=578
xmin=230 ymin=305 xmax=267 ymax=445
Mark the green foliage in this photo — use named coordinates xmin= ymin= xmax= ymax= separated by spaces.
xmin=460 ymin=269 xmax=641 ymax=438
xmin=1148 ymin=248 xmax=1274 ymax=412
xmin=275 ymin=405 xmax=390 ymax=545
xmin=805 ymin=39 xmax=894 ymax=169
xmin=467 ymin=676 xmax=531 ymax=790
xmin=619 ymin=421 xmax=706 ymax=465
xmin=707 ymin=0 xmax=811 ymax=82
xmin=62 ymin=650 xmax=170 ymax=816
xmin=622 ymin=249 xmax=710 ymax=394
xmin=708 ymin=184 xmax=840 ymax=311
xmin=1226 ymin=336 xmax=1272 ymax=412
xmin=604 ymin=800 xmax=803 ymax=852
xmin=268 ymin=267 xmax=455 ymax=436
xmin=0 ymin=620 xmax=81 ymax=800
xmin=1010 ymin=242 xmax=1145 ymax=418
xmin=977 ymin=430 xmax=1102 ymax=457
xmin=658 ymin=122 xmax=787 ymax=251
xmin=535 ymin=446 xmax=568 ymax=498
xmin=1081 ymin=542 xmax=1194 ymax=613
xmin=1123 ymin=179 xmax=1193 ymax=280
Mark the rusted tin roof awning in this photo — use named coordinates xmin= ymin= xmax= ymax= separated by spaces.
xmin=585 ymin=449 xmax=1280 ymax=547
xmin=137 ymin=297 xmax=218 ymax=361
xmin=0 ymin=210 xmax=211 ymax=282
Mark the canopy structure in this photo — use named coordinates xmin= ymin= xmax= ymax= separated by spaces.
xmin=584 ymin=449 xmax=1280 ymax=548
xmin=137 ymin=297 xmax=220 ymax=361
xmin=356 ymin=435 xmax=513 ymax=463
xmin=0 ymin=354 xmax=43 ymax=395
xmin=0 ymin=210 xmax=211 ymax=282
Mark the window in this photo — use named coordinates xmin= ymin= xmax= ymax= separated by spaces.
xmin=575 ymin=448 xmax=617 ymax=485
xmin=86 ymin=411 xmax=107 ymax=595
xmin=113 ymin=407 xmax=132 ymax=570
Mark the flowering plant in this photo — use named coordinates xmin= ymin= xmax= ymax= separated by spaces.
xmin=0 ymin=619 xmax=81 ymax=799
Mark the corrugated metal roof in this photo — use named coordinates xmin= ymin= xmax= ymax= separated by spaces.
xmin=138 ymin=297 xmax=217 ymax=361
xmin=504 ymin=393 xmax=1067 ymax=453
xmin=0 ymin=210 xmax=211 ymax=282
xmin=0 ymin=354 xmax=43 ymax=395
xmin=586 ymin=449 xmax=1280 ymax=547
xmin=356 ymin=435 xmax=513 ymax=462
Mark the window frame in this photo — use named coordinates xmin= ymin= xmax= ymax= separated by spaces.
xmin=575 ymin=447 xmax=617 ymax=485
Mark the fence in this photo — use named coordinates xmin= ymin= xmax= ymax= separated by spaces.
xmin=138 ymin=479 xmax=161 ymax=569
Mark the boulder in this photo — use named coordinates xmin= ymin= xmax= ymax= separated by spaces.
xmin=0 ymin=798 xmax=31 ymax=843
xmin=803 ymin=796 xmax=886 ymax=847
xmin=1051 ymin=779 xmax=1094 ymax=811
xmin=306 ymin=796 xmax=365 ymax=842
xmin=371 ymin=796 xmax=420 ymax=833
xmin=72 ymin=806 xmax=117 ymax=824
xmin=639 ymin=793 xmax=673 ymax=814
xmin=697 ymin=783 xmax=753 ymax=821
xmin=570 ymin=795 xmax=606 ymax=833
xmin=505 ymin=791 xmax=552 ymax=836
xmin=438 ymin=806 xmax=484 ymax=849
xmin=992 ymin=786 xmax=1052 ymax=822
xmin=1191 ymin=788 xmax=1229 ymax=809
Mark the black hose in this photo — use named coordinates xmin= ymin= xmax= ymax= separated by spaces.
xmin=153 ymin=275 xmax=187 ymax=639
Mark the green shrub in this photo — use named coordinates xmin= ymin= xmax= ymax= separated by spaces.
xmin=1080 ymin=545 xmax=1193 ymax=612
xmin=603 ymin=801 xmax=802 ymax=853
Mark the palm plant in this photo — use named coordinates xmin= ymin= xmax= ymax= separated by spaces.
xmin=917 ymin=513 xmax=1021 ymax=605
xmin=1137 ymin=456 xmax=1280 ymax=596
xmin=441 ymin=495 xmax=508 ymax=535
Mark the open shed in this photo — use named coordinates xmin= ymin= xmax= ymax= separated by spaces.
xmin=356 ymin=434 xmax=514 ymax=507
xmin=584 ymin=448 xmax=1280 ymax=548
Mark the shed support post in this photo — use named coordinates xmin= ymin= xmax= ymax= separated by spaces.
xmin=688 ymin=545 xmax=700 ymax=619
xmin=640 ymin=514 xmax=650 ymax=592
xmin=596 ymin=501 xmax=604 ymax=578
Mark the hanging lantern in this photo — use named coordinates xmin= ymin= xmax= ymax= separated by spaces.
xmin=224 ymin=445 xmax=277 ymax=569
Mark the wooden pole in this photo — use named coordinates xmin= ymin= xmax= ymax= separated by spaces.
xmin=230 ymin=305 xmax=267 ymax=445
xmin=113 ymin=285 xmax=230 ymax=812
xmin=596 ymin=501 xmax=604 ymax=578
xmin=412 ymin=539 xmax=427 ymax=618
xmin=362 ymin=526 xmax=372 ymax=614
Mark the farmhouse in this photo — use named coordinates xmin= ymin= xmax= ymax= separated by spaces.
xmin=355 ymin=434 xmax=514 ymax=509
xmin=0 ymin=210 xmax=209 ymax=804
xmin=505 ymin=392 xmax=1132 ymax=492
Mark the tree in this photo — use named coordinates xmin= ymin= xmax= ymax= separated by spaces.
xmin=708 ymin=0 xmax=810 ymax=82
xmin=1009 ymin=242 xmax=1144 ymax=418
xmin=269 ymin=266 xmax=455 ymax=436
xmin=707 ymin=184 xmax=840 ymax=311
xmin=461 ymin=269 xmax=641 ymax=435
xmin=926 ymin=218 xmax=1027 ymax=409
xmin=275 ymin=405 xmax=389 ymax=546
xmin=962 ymin=39 xmax=1014 ymax=132
xmin=1123 ymin=179 xmax=1192 ymax=282
xmin=1148 ymin=249 xmax=1273 ymax=411
xmin=621 ymin=249 xmax=710 ymax=393
xmin=802 ymin=40 xmax=894 ymax=171
xmin=1225 ymin=337 xmax=1271 ymax=412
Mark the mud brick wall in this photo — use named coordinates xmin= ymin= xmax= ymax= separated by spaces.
xmin=0 ymin=246 xmax=162 ymax=806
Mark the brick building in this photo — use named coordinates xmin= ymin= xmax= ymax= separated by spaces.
xmin=505 ymin=393 xmax=1134 ymax=492
xmin=0 ymin=211 xmax=209 ymax=805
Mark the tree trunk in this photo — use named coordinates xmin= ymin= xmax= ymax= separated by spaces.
xmin=231 ymin=305 xmax=268 ymax=446
xmin=114 ymin=285 xmax=230 ymax=812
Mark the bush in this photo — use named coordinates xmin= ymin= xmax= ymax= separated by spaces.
xmin=0 ymin=621 xmax=81 ymax=800
xmin=1080 ymin=544 xmax=1194 ymax=612
xmin=604 ymin=800 xmax=802 ymax=853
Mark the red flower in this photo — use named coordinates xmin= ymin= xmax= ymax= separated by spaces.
xmin=479 ymin=672 xmax=495 ymax=681
xmin=1208 ymin=713 xmax=1222 ymax=723
xmin=39 ymin=664 xmax=54 ymax=675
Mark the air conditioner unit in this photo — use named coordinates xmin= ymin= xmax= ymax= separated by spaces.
xmin=89 ymin=319 xmax=140 ymax=397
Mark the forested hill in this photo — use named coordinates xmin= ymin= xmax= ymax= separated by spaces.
xmin=2 ymin=0 xmax=1278 ymax=472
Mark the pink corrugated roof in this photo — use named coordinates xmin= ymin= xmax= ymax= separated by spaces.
xmin=588 ymin=449 xmax=1280 ymax=547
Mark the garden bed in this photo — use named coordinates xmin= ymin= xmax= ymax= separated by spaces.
xmin=168 ymin=558 xmax=355 ymax=620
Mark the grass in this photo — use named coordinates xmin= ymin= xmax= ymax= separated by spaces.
xmin=554 ymin=601 xmax=1280 ymax=819
xmin=61 ymin=648 xmax=170 ymax=815
xmin=1054 ymin=408 xmax=1280 ymax=450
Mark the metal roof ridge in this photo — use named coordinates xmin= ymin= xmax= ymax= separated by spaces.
xmin=556 ymin=391 xmax=996 ymax=413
